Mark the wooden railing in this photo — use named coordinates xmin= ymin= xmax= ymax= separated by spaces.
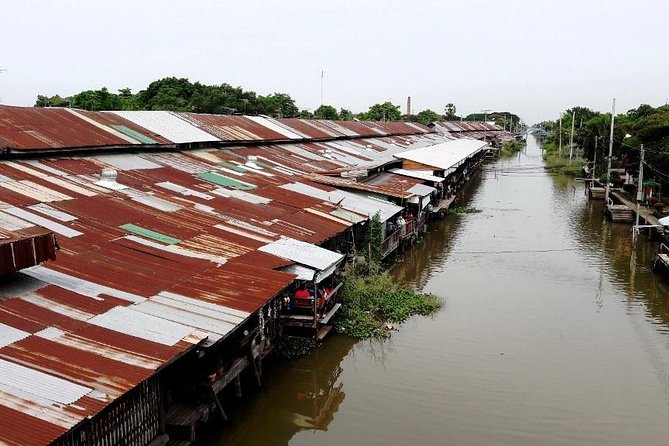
xmin=381 ymin=229 xmax=400 ymax=257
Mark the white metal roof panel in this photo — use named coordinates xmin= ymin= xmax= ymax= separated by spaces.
xmin=0 ymin=358 xmax=93 ymax=405
xmin=0 ymin=180 xmax=71 ymax=202
xmin=262 ymin=117 xmax=311 ymax=139
xmin=132 ymin=299 xmax=237 ymax=339
xmin=279 ymin=182 xmax=403 ymax=222
xmin=23 ymin=160 xmax=70 ymax=177
xmin=23 ymin=266 xmax=146 ymax=303
xmin=111 ymin=111 xmax=220 ymax=144
xmin=0 ymin=211 xmax=34 ymax=231
xmin=246 ymin=116 xmax=304 ymax=139
xmin=28 ymin=203 xmax=78 ymax=222
xmin=388 ymin=168 xmax=444 ymax=183
xmin=394 ymin=139 xmax=488 ymax=170
xmin=2 ymin=207 xmax=83 ymax=238
xmin=95 ymin=154 xmax=162 ymax=171
xmin=157 ymin=291 xmax=249 ymax=319
xmin=0 ymin=323 xmax=30 ymax=348
xmin=259 ymin=237 xmax=344 ymax=271
xmin=407 ymin=184 xmax=436 ymax=197
xmin=4 ymin=162 xmax=98 ymax=197
xmin=131 ymin=194 xmax=182 ymax=212
xmin=156 ymin=181 xmax=214 ymax=200
xmin=88 ymin=306 xmax=199 ymax=346
xmin=278 ymin=263 xmax=316 ymax=281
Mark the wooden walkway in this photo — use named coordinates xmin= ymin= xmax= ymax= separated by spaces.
xmin=432 ymin=195 xmax=456 ymax=213
xmin=609 ymin=190 xmax=660 ymax=226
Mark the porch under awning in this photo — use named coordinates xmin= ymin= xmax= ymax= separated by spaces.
xmin=259 ymin=237 xmax=344 ymax=282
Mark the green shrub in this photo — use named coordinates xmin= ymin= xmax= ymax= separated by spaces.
xmin=334 ymin=273 xmax=441 ymax=339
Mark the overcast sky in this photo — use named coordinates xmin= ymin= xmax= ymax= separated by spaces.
xmin=1 ymin=0 xmax=667 ymax=124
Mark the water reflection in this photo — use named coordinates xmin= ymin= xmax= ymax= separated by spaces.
xmin=210 ymin=336 xmax=355 ymax=445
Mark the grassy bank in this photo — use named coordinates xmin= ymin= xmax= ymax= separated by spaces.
xmin=542 ymin=140 xmax=587 ymax=176
xmin=334 ymin=272 xmax=442 ymax=339
xmin=499 ymin=139 xmax=525 ymax=157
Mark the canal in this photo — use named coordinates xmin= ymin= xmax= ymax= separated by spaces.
xmin=213 ymin=135 xmax=669 ymax=445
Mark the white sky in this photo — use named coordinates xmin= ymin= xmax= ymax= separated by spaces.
xmin=1 ymin=0 xmax=667 ymax=124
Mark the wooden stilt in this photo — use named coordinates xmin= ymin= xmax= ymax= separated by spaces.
xmin=247 ymin=350 xmax=262 ymax=387
xmin=211 ymin=388 xmax=228 ymax=422
xmin=234 ymin=375 xmax=242 ymax=399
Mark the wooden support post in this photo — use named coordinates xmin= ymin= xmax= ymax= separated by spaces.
xmin=211 ymin=388 xmax=228 ymax=422
xmin=234 ymin=375 xmax=242 ymax=399
xmin=247 ymin=350 xmax=262 ymax=387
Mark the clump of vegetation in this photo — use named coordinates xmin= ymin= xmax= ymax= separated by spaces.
xmin=334 ymin=272 xmax=441 ymax=339
xmin=499 ymin=139 xmax=525 ymax=156
xmin=449 ymin=206 xmax=482 ymax=214
xmin=543 ymin=152 xmax=587 ymax=176
xmin=272 ymin=336 xmax=320 ymax=360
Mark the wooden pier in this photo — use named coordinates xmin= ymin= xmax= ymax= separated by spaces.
xmin=589 ymin=186 xmax=605 ymax=199
xmin=653 ymin=244 xmax=669 ymax=274
xmin=607 ymin=191 xmax=661 ymax=226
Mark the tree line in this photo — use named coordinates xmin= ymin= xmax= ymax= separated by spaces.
xmin=34 ymin=77 xmax=482 ymax=125
xmin=537 ymin=103 xmax=669 ymax=187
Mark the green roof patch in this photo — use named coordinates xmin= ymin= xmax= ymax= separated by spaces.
xmin=198 ymin=172 xmax=257 ymax=190
xmin=120 ymin=223 xmax=180 ymax=245
xmin=218 ymin=161 xmax=247 ymax=173
xmin=111 ymin=125 xmax=158 ymax=144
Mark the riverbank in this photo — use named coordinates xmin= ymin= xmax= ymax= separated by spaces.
xmin=542 ymin=139 xmax=586 ymax=175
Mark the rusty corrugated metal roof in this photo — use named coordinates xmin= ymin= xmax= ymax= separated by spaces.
xmin=0 ymin=106 xmax=132 ymax=152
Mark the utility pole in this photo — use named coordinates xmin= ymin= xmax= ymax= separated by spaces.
xmin=604 ymin=98 xmax=616 ymax=204
xmin=320 ymin=70 xmax=324 ymax=107
xmin=558 ymin=116 xmax=563 ymax=157
xmin=569 ymin=110 xmax=575 ymax=164
xmin=592 ymin=136 xmax=598 ymax=182
xmin=634 ymin=144 xmax=645 ymax=230
xmin=481 ymin=109 xmax=491 ymax=144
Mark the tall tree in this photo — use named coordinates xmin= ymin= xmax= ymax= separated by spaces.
xmin=314 ymin=104 xmax=339 ymax=120
xmin=34 ymin=94 xmax=70 ymax=108
xmin=339 ymin=108 xmax=354 ymax=120
xmin=257 ymin=93 xmax=299 ymax=118
xmin=136 ymin=77 xmax=197 ymax=111
xmin=444 ymin=103 xmax=457 ymax=120
xmin=71 ymin=88 xmax=121 ymax=111
xmin=362 ymin=102 xmax=402 ymax=121
xmin=416 ymin=109 xmax=442 ymax=125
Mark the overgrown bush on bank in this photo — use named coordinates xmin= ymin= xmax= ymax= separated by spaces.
xmin=334 ymin=271 xmax=441 ymax=339
xmin=499 ymin=139 xmax=525 ymax=156
xmin=542 ymin=141 xmax=587 ymax=176
xmin=449 ymin=206 xmax=482 ymax=214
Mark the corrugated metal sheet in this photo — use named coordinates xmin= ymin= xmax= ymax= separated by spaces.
xmin=279 ymin=181 xmax=403 ymax=222
xmin=177 ymin=113 xmax=288 ymax=141
xmin=111 ymin=111 xmax=219 ymax=144
xmin=259 ymin=237 xmax=343 ymax=271
xmin=407 ymin=183 xmax=436 ymax=197
xmin=245 ymin=116 xmax=304 ymax=140
xmin=387 ymin=168 xmax=445 ymax=183
xmin=2 ymin=207 xmax=83 ymax=238
xmin=310 ymin=173 xmax=415 ymax=199
xmin=275 ymin=118 xmax=335 ymax=139
xmin=88 ymin=306 xmax=201 ymax=346
xmin=0 ymin=106 xmax=132 ymax=152
xmin=394 ymin=139 xmax=488 ymax=170
xmin=84 ymin=112 xmax=173 ymax=145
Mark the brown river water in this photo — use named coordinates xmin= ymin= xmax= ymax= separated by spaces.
xmin=211 ymin=135 xmax=669 ymax=445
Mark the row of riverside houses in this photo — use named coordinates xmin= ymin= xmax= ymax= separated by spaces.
xmin=0 ymin=105 xmax=506 ymax=445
